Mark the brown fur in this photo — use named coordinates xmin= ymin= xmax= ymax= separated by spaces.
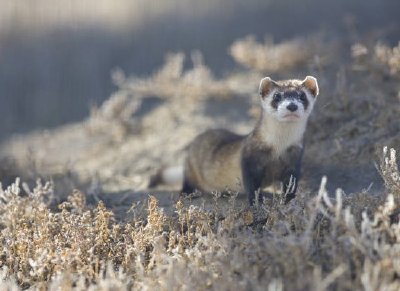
xmin=184 ymin=129 xmax=243 ymax=193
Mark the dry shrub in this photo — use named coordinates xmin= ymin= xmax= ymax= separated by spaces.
xmin=380 ymin=147 xmax=400 ymax=201
xmin=374 ymin=42 xmax=400 ymax=75
xmin=86 ymin=51 xmax=236 ymax=142
xmin=87 ymin=90 xmax=141 ymax=141
xmin=229 ymin=35 xmax=311 ymax=72
xmin=0 ymin=147 xmax=399 ymax=290
xmin=119 ymin=51 xmax=233 ymax=101
xmin=352 ymin=42 xmax=400 ymax=76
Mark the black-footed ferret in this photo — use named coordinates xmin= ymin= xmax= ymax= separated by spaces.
xmin=150 ymin=76 xmax=319 ymax=204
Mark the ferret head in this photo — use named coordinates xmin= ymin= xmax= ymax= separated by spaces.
xmin=259 ymin=76 xmax=319 ymax=122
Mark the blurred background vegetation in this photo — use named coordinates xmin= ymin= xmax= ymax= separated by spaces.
xmin=1 ymin=0 xmax=399 ymax=140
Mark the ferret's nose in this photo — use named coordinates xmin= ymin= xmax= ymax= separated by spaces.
xmin=287 ymin=103 xmax=298 ymax=112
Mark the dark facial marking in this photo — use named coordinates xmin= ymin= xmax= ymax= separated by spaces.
xmin=282 ymin=90 xmax=309 ymax=110
xmin=283 ymin=90 xmax=298 ymax=100
xmin=298 ymin=91 xmax=309 ymax=110
xmin=270 ymin=92 xmax=282 ymax=109
xmin=270 ymin=89 xmax=310 ymax=111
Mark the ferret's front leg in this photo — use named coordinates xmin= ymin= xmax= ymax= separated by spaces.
xmin=241 ymin=151 xmax=268 ymax=205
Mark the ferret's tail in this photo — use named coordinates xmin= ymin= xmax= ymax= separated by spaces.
xmin=148 ymin=166 xmax=184 ymax=188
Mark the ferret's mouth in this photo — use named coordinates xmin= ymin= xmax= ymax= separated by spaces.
xmin=282 ymin=113 xmax=300 ymax=120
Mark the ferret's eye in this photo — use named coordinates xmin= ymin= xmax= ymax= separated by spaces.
xmin=299 ymin=92 xmax=307 ymax=102
xmin=273 ymin=92 xmax=282 ymax=102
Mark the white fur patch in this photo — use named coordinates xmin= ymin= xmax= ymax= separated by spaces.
xmin=275 ymin=99 xmax=305 ymax=121
xmin=161 ymin=166 xmax=184 ymax=185
xmin=262 ymin=116 xmax=306 ymax=157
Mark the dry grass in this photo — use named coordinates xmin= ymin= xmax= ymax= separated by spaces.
xmin=380 ymin=147 xmax=400 ymax=201
xmin=374 ymin=42 xmax=400 ymax=75
xmin=0 ymin=35 xmax=400 ymax=289
xmin=229 ymin=36 xmax=312 ymax=73
xmin=352 ymin=42 xmax=400 ymax=76
xmin=0 ymin=148 xmax=399 ymax=290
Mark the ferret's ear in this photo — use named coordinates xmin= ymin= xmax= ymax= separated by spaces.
xmin=302 ymin=76 xmax=319 ymax=97
xmin=259 ymin=77 xmax=277 ymax=98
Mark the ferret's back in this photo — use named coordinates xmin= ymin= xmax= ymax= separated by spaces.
xmin=184 ymin=129 xmax=245 ymax=193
